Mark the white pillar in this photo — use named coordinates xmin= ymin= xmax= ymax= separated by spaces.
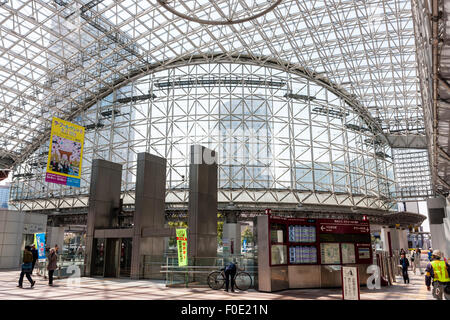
xmin=223 ymin=222 xmax=241 ymax=257
xmin=47 ymin=226 xmax=65 ymax=253
xmin=380 ymin=227 xmax=407 ymax=254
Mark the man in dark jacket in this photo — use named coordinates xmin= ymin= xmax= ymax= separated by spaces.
xmin=223 ymin=261 xmax=237 ymax=292
xmin=30 ymin=244 xmax=38 ymax=274
xmin=400 ymin=253 xmax=410 ymax=284
xmin=17 ymin=245 xmax=36 ymax=288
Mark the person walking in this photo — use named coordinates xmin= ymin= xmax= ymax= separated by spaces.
xmin=400 ymin=252 xmax=410 ymax=284
xmin=223 ymin=260 xmax=237 ymax=292
xmin=425 ymin=250 xmax=450 ymax=300
xmin=30 ymin=244 xmax=38 ymax=274
xmin=47 ymin=247 xmax=58 ymax=286
xmin=428 ymin=248 xmax=433 ymax=262
xmin=413 ymin=248 xmax=423 ymax=275
xmin=17 ymin=245 xmax=36 ymax=288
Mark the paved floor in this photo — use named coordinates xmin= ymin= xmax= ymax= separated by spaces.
xmin=0 ymin=269 xmax=433 ymax=300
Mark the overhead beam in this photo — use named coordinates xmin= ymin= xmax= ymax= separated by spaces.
xmin=386 ymin=134 xmax=428 ymax=149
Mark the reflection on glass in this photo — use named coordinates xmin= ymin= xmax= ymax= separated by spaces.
xmin=320 ymin=243 xmax=341 ymax=264
xmin=119 ymin=238 xmax=132 ymax=277
xmin=341 ymin=243 xmax=356 ymax=264
xmin=271 ymin=244 xmax=287 ymax=265
xmin=270 ymin=223 xmax=286 ymax=243
xmin=92 ymin=238 xmax=105 ymax=276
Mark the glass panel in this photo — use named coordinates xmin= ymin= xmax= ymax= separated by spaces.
xmin=320 ymin=243 xmax=341 ymax=264
xmin=270 ymin=223 xmax=286 ymax=244
xmin=271 ymin=244 xmax=287 ymax=265
xmin=357 ymin=247 xmax=371 ymax=260
xmin=91 ymin=238 xmax=105 ymax=276
xmin=341 ymin=243 xmax=356 ymax=264
xmin=119 ymin=238 xmax=132 ymax=277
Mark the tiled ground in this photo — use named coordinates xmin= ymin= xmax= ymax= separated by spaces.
xmin=0 ymin=269 xmax=433 ymax=300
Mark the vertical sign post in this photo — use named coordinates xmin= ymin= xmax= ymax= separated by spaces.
xmin=342 ymin=266 xmax=360 ymax=300
xmin=176 ymin=228 xmax=188 ymax=267
xmin=45 ymin=117 xmax=85 ymax=187
xmin=34 ymin=232 xmax=46 ymax=261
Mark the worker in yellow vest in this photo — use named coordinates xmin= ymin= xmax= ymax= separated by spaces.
xmin=425 ymin=250 xmax=450 ymax=300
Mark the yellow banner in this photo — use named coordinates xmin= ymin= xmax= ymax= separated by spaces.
xmin=45 ymin=117 xmax=85 ymax=187
xmin=176 ymin=228 xmax=188 ymax=267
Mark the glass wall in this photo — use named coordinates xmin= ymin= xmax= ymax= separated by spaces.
xmin=10 ymin=63 xmax=395 ymax=210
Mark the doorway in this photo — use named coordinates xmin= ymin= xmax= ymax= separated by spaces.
xmin=91 ymin=238 xmax=132 ymax=278
xmin=119 ymin=238 xmax=132 ymax=277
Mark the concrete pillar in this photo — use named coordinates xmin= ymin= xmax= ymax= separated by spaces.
xmin=46 ymin=226 xmax=65 ymax=252
xmin=380 ymin=227 xmax=407 ymax=255
xmin=0 ymin=210 xmax=25 ymax=269
xmin=380 ymin=227 xmax=393 ymax=254
xmin=130 ymin=153 xmax=166 ymax=279
xmin=398 ymin=228 xmax=408 ymax=251
xmin=427 ymin=197 xmax=450 ymax=258
xmin=188 ymin=145 xmax=218 ymax=262
xmin=85 ymin=159 xmax=122 ymax=277
xmin=405 ymin=201 xmax=420 ymax=214
xmin=223 ymin=212 xmax=241 ymax=257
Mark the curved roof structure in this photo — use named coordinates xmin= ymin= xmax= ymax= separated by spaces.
xmin=412 ymin=0 xmax=450 ymax=196
xmin=0 ymin=0 xmax=435 ymax=196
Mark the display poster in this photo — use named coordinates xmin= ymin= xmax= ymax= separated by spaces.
xmin=358 ymin=247 xmax=371 ymax=260
xmin=45 ymin=117 xmax=85 ymax=188
xmin=342 ymin=266 xmax=360 ymax=300
xmin=320 ymin=243 xmax=341 ymax=264
xmin=176 ymin=228 xmax=188 ymax=266
xmin=341 ymin=243 xmax=356 ymax=264
xmin=34 ymin=232 xmax=46 ymax=260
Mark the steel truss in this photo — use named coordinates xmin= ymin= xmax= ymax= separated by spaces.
xmin=0 ymin=0 xmax=431 ymax=210
xmin=412 ymin=0 xmax=450 ymax=196
xmin=10 ymin=62 xmax=397 ymax=212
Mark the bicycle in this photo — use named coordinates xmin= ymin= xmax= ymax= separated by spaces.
xmin=207 ymin=269 xmax=252 ymax=291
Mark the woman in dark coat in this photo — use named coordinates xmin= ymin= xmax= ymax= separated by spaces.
xmin=400 ymin=253 xmax=410 ymax=284
xmin=17 ymin=245 xmax=35 ymax=288
xmin=47 ymin=248 xmax=58 ymax=286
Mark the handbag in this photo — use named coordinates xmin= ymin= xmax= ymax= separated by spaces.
xmin=21 ymin=262 xmax=32 ymax=273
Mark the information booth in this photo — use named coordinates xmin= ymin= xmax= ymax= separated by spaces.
xmin=257 ymin=215 xmax=372 ymax=292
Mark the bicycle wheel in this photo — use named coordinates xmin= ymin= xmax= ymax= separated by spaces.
xmin=207 ymin=271 xmax=225 ymax=290
xmin=235 ymin=272 xmax=252 ymax=291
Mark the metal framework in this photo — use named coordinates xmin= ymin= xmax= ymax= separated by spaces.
xmin=10 ymin=62 xmax=396 ymax=211
xmin=156 ymin=0 xmax=283 ymax=25
xmin=411 ymin=0 xmax=450 ymax=196
xmin=0 ymin=0 xmax=435 ymax=211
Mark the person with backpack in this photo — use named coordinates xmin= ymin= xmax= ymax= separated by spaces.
xmin=400 ymin=252 xmax=410 ymax=284
xmin=17 ymin=245 xmax=36 ymax=288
